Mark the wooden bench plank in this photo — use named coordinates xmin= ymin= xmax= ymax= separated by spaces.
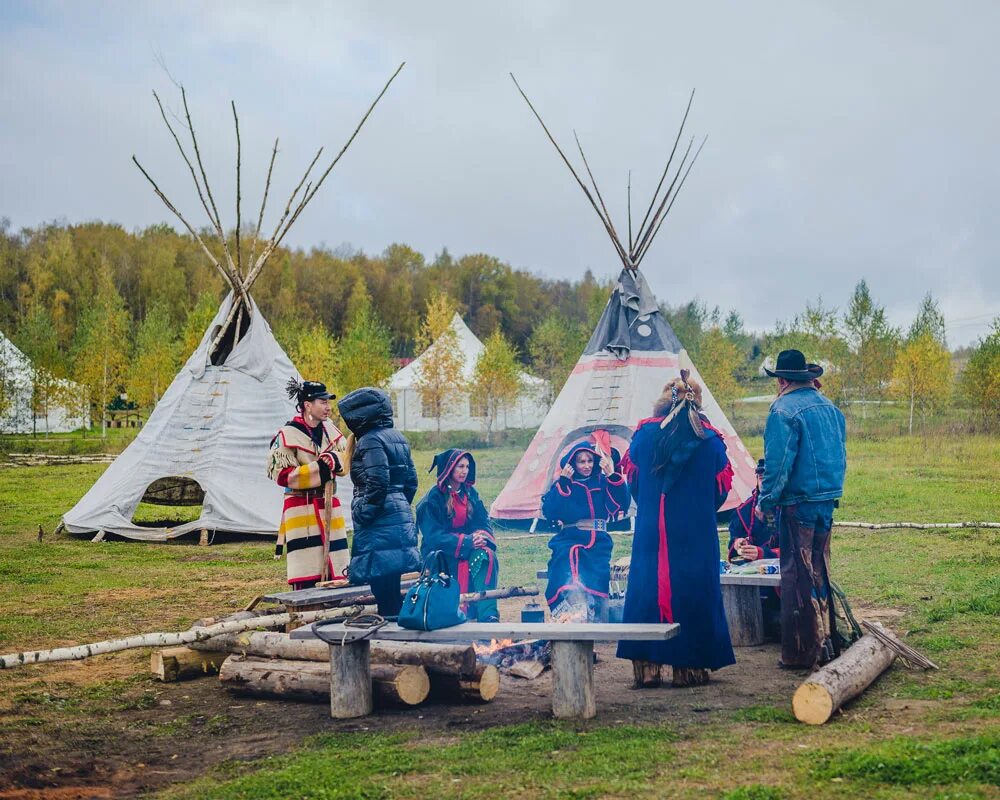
xmin=291 ymin=621 xmax=679 ymax=643
xmin=264 ymin=579 xmax=419 ymax=609
xmin=720 ymin=573 xmax=780 ymax=587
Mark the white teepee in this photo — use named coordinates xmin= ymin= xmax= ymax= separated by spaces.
xmin=491 ymin=79 xmax=757 ymax=523
xmin=388 ymin=313 xmax=549 ymax=432
xmin=61 ymin=68 xmax=404 ymax=540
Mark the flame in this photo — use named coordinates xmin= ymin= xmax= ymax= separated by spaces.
xmin=473 ymin=638 xmax=515 ymax=656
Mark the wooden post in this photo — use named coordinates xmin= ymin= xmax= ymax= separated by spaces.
xmin=550 ymin=640 xmax=595 ymax=719
xmin=199 ymin=528 xmax=209 ymax=547
xmin=329 ymin=640 xmax=372 ymax=719
xmin=792 ymin=633 xmax=897 ymax=724
xmin=721 ymin=584 xmax=764 ymax=647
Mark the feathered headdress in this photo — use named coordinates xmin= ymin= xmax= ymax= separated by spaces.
xmin=285 ymin=376 xmax=304 ymax=402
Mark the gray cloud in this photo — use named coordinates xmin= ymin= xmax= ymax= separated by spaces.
xmin=1 ymin=0 xmax=997 ymax=344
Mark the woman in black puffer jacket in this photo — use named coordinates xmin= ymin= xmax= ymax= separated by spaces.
xmin=337 ymin=387 xmax=420 ymax=615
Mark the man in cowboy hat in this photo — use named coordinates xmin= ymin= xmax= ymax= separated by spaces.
xmin=757 ymin=349 xmax=846 ymax=669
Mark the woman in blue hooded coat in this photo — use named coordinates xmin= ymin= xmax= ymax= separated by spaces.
xmin=337 ymin=387 xmax=420 ymax=616
xmin=415 ymin=449 xmax=499 ymax=622
xmin=617 ymin=371 xmax=736 ymax=688
xmin=541 ymin=440 xmax=630 ymax=619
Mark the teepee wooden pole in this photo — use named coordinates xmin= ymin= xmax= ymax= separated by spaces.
xmin=635 ymin=135 xmax=707 ymax=265
xmin=573 ymin=130 xmax=630 ymax=265
xmin=632 ymin=136 xmax=695 ymax=262
xmin=510 ymin=73 xmax=631 ymax=271
xmin=232 ymin=101 xmax=243 ymax=279
xmin=632 ymin=88 xmax=695 ymax=255
xmin=247 ymin=137 xmax=278 ymax=279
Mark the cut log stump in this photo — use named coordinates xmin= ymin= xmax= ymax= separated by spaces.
xmin=792 ymin=633 xmax=897 ymax=724
xmin=430 ymin=663 xmax=500 ymax=703
xmin=151 ymin=647 xmax=228 ymax=682
xmin=721 ymin=583 xmax=764 ymax=647
xmin=329 ymin=641 xmax=372 ymax=718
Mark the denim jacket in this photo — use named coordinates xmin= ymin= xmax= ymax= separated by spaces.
xmin=758 ymin=386 xmax=846 ymax=512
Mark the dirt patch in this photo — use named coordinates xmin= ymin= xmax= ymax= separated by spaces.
xmin=0 ymin=600 xmax=902 ymax=798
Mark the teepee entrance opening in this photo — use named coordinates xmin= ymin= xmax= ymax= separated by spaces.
xmin=131 ymin=477 xmax=205 ymax=529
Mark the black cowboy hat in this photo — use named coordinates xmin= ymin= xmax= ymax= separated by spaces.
xmin=301 ymin=380 xmax=335 ymax=401
xmin=764 ymin=349 xmax=824 ymax=381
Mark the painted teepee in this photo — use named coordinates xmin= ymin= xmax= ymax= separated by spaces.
xmin=490 ymin=78 xmax=757 ymax=524
xmin=62 ymin=67 xmax=404 ymax=541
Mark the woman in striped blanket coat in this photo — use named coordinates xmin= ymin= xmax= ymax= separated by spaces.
xmin=267 ymin=379 xmax=350 ymax=589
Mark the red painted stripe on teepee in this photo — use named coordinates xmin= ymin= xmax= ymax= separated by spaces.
xmin=571 ymin=355 xmax=679 ymax=374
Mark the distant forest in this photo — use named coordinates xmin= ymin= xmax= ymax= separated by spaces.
xmin=1 ymin=218 xmax=998 ymax=431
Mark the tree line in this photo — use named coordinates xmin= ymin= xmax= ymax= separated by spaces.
xmin=1 ymin=218 xmax=998 ymax=433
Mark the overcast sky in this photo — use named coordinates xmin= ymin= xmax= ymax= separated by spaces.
xmin=2 ymin=1 xmax=997 ymax=345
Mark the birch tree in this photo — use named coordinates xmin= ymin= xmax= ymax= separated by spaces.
xmin=129 ymin=301 xmax=180 ymax=409
xmin=414 ymin=292 xmax=465 ymax=434
xmin=471 ymin=329 xmax=523 ymax=444
xmin=890 ymin=333 xmax=952 ymax=434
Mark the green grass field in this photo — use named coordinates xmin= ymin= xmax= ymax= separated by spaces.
xmin=0 ymin=436 xmax=998 ymax=798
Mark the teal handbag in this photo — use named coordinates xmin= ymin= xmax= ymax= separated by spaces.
xmin=398 ymin=551 xmax=467 ymax=631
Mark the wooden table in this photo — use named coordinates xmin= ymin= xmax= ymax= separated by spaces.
xmin=292 ymin=621 xmax=679 ymax=720
xmin=263 ymin=580 xmax=418 ymax=611
xmin=719 ymin=573 xmax=780 ymax=647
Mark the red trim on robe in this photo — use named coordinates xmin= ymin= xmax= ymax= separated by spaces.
xmin=657 ymin=493 xmax=674 ymax=623
xmin=716 ymin=462 xmax=734 ymax=495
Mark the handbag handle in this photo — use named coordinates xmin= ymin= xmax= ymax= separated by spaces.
xmin=418 ymin=550 xmax=451 ymax=586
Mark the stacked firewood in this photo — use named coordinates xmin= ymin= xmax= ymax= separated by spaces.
xmin=151 ymin=609 xmax=499 ymax=707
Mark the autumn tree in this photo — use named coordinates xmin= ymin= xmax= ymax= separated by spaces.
xmin=528 ymin=313 xmax=587 ymax=404
xmin=73 ymin=263 xmax=131 ymax=436
xmin=414 ymin=292 xmax=466 ymax=434
xmin=961 ymin=319 xmax=1000 ymax=429
xmin=335 ymin=287 xmax=395 ymax=395
xmin=766 ymin=297 xmax=850 ymax=403
xmin=843 ymin=280 xmax=900 ymax=416
xmin=15 ymin=304 xmax=65 ymax=433
xmin=891 ymin=333 xmax=952 ymax=434
xmin=181 ymin=291 xmax=220 ymax=357
xmin=696 ymin=326 xmax=743 ymax=410
xmin=471 ymin=329 xmax=524 ymax=444
xmin=289 ymin=322 xmax=338 ymax=396
xmin=128 ymin=302 xmax=180 ymax=409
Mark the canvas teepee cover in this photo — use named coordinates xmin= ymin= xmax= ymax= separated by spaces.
xmin=491 ymin=77 xmax=757 ymax=523
xmin=490 ymin=269 xmax=757 ymax=522
xmin=62 ymin=295 xmax=353 ymax=541
xmin=62 ymin=68 xmax=403 ymax=540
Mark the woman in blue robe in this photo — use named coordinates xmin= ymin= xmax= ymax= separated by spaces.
xmin=617 ymin=371 xmax=736 ymax=687
xmin=541 ymin=440 xmax=630 ymax=619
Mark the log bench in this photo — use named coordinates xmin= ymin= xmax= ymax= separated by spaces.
xmin=291 ymin=621 xmax=679 ymax=720
xmin=720 ymin=573 xmax=780 ymax=647
xmin=534 ymin=568 xmax=779 ymax=647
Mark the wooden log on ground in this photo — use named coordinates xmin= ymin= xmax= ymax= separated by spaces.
xmin=218 ymin=655 xmax=429 ymax=706
xmin=550 ymin=640 xmax=596 ymax=719
xmin=151 ymin=646 xmax=228 ymax=681
xmin=191 ymin=632 xmax=476 ymax=676
xmin=721 ymin=583 xmax=764 ymax=647
xmin=429 ymin=663 xmax=500 ymax=703
xmin=792 ymin=633 xmax=897 ymax=724
xmin=0 ymin=605 xmax=363 ymax=669
xmin=371 ymin=663 xmax=430 ymax=706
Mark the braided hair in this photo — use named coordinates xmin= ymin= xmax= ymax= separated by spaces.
xmin=651 ymin=369 xmax=706 ymax=488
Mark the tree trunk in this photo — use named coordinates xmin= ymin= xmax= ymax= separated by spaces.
xmin=550 ymin=640 xmax=595 ymax=719
xmin=429 ymin=663 xmax=500 ymax=703
xmin=908 ymin=389 xmax=914 ymax=435
xmin=792 ymin=633 xmax=897 ymax=724
xmin=151 ymin=646 xmax=228 ymax=681
xmin=191 ymin=631 xmax=476 ymax=676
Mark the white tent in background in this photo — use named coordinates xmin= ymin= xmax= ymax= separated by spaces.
xmin=490 ymin=79 xmax=757 ymax=525
xmin=0 ymin=329 xmax=88 ymax=434
xmin=60 ymin=67 xmax=403 ymax=541
xmin=388 ymin=313 xmax=550 ymax=432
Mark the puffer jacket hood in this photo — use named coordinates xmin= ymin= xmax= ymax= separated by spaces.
xmin=429 ymin=449 xmax=476 ymax=490
xmin=338 ymin=387 xmax=394 ymax=437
